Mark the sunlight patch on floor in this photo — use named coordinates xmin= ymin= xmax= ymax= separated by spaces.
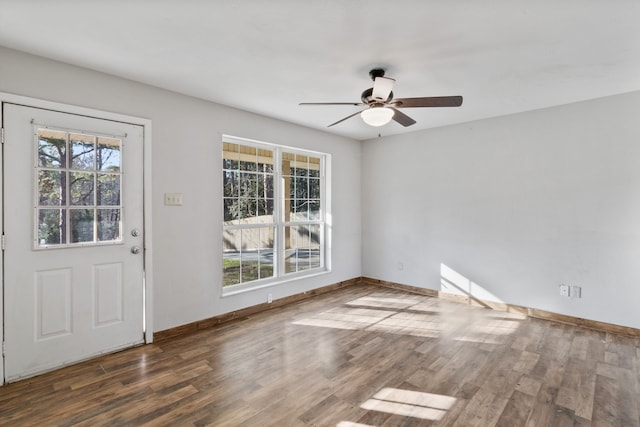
xmin=336 ymin=422 xmax=375 ymax=427
xmin=360 ymin=387 xmax=457 ymax=421
xmin=293 ymin=292 xmax=523 ymax=341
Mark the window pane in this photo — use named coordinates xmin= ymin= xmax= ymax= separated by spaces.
xmin=70 ymin=134 xmax=95 ymax=170
xmin=295 ymin=199 xmax=308 ymax=220
xmin=257 ymin=148 xmax=274 ymax=173
xmin=309 ymin=178 xmax=321 ymax=199
xmin=97 ymin=208 xmax=121 ymax=241
xmin=309 ymin=224 xmax=321 ymax=269
xmin=237 ymin=199 xmax=257 ymax=221
xmin=258 ymin=227 xmax=275 ymax=280
xmin=237 ymin=227 xmax=260 ymax=283
xmin=239 ymin=172 xmax=257 ymax=198
xmin=308 ymin=156 xmax=321 ymax=177
xmin=294 ymin=154 xmax=308 ymax=176
xmin=38 ymin=170 xmax=65 ymax=206
xmin=284 ymin=225 xmax=299 ymax=273
xmin=239 ymin=145 xmax=257 ymax=171
xmin=294 ymin=177 xmax=308 ymax=199
xmin=38 ymin=130 xmax=66 ymax=168
xmin=97 ymin=137 xmax=121 ymax=172
xmin=258 ymin=198 xmax=274 ymax=217
xmin=309 ymin=200 xmax=320 ymax=220
xmin=224 ymin=198 xmax=237 ymax=222
xmin=70 ymin=209 xmax=94 ymax=243
xmin=223 ymin=229 xmax=241 ymax=286
xmin=256 ymin=174 xmax=274 ymax=199
xmin=223 ymin=171 xmax=239 ymax=198
xmin=222 ymin=142 xmax=239 ymax=169
xmin=283 ymin=225 xmax=320 ymax=273
xmin=297 ymin=226 xmax=312 ymax=272
xmin=38 ymin=209 xmax=66 ymax=245
xmin=97 ymin=173 xmax=121 ymax=206
xmin=70 ymin=172 xmax=95 ymax=206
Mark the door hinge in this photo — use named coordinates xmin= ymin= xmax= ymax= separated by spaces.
xmin=1 ymin=127 xmax=4 ymax=144
xmin=2 ymin=342 xmax=5 ymax=357
xmin=1 ymin=234 xmax=5 ymax=251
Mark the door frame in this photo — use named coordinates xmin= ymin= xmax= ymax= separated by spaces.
xmin=0 ymin=93 xmax=154 ymax=384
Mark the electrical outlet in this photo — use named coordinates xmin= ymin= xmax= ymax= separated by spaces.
xmin=398 ymin=262 xmax=404 ymax=271
xmin=559 ymin=284 xmax=570 ymax=297
xmin=267 ymin=293 xmax=273 ymax=304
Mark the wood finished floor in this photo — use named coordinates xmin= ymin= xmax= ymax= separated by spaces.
xmin=1 ymin=284 xmax=639 ymax=426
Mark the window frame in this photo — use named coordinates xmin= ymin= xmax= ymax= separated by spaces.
xmin=33 ymin=126 xmax=124 ymax=250
xmin=222 ymin=135 xmax=329 ymax=295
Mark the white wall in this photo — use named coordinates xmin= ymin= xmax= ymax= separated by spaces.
xmin=362 ymin=91 xmax=640 ymax=329
xmin=0 ymin=46 xmax=362 ymax=332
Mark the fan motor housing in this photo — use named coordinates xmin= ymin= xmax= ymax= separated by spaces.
xmin=361 ymin=87 xmax=393 ymax=105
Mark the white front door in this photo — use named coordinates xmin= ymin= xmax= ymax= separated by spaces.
xmin=3 ymin=103 xmax=145 ymax=382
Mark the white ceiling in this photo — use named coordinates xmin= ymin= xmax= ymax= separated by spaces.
xmin=1 ymin=0 xmax=639 ymax=141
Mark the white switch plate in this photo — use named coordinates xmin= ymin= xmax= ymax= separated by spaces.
xmin=164 ymin=192 xmax=183 ymax=206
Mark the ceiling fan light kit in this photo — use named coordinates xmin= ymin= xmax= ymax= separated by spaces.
xmin=300 ymin=68 xmax=463 ymax=128
xmin=361 ymin=107 xmax=394 ymax=126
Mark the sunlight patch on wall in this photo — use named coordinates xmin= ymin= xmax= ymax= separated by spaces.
xmin=440 ymin=263 xmax=504 ymax=304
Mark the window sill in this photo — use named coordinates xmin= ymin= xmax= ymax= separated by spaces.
xmin=221 ymin=268 xmax=331 ymax=298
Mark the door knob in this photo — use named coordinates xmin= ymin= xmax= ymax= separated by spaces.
xmin=131 ymin=246 xmax=141 ymax=254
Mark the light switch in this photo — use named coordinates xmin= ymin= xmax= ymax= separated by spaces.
xmin=164 ymin=192 xmax=183 ymax=206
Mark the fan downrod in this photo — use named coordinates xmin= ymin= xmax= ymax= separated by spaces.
xmin=368 ymin=68 xmax=386 ymax=81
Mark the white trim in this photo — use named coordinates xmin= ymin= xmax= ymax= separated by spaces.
xmin=0 ymin=92 xmax=154 ymax=385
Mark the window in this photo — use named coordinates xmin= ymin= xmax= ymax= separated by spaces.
xmin=36 ymin=128 xmax=122 ymax=248
xmin=222 ymin=136 xmax=328 ymax=292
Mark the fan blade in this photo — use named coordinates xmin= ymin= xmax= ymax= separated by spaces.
xmin=328 ymin=110 xmax=365 ymax=127
xmin=390 ymin=108 xmax=416 ymax=127
xmin=299 ymin=102 xmax=364 ymax=106
xmin=392 ymin=96 xmax=463 ymax=108
xmin=372 ymin=77 xmax=396 ymax=101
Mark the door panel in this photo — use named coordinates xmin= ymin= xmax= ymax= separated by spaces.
xmin=3 ymin=103 xmax=145 ymax=382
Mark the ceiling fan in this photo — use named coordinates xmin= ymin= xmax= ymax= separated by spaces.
xmin=300 ymin=68 xmax=463 ymax=128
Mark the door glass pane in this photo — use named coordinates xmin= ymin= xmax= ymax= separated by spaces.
xmin=70 ymin=209 xmax=94 ymax=243
xmin=70 ymin=172 xmax=95 ymax=206
xmin=97 ymin=137 xmax=121 ymax=172
xmin=97 ymin=209 xmax=121 ymax=241
xmin=38 ymin=209 xmax=66 ymax=245
xmin=97 ymin=173 xmax=121 ymax=206
xmin=38 ymin=170 xmax=65 ymax=206
xmin=70 ymin=134 xmax=95 ymax=170
xmin=38 ymin=129 xmax=66 ymax=168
